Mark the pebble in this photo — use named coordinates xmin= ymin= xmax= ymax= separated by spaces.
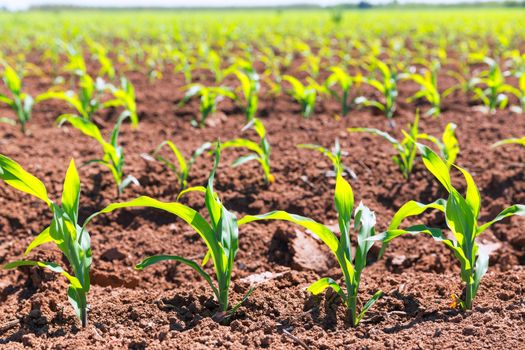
xmin=462 ymin=326 xmax=476 ymax=336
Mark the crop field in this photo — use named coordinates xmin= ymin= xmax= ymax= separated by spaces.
xmin=0 ymin=7 xmax=525 ymax=349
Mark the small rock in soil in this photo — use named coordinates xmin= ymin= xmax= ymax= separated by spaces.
xmin=101 ymin=248 xmax=127 ymax=261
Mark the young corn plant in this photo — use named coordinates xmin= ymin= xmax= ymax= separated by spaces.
xmin=238 ymin=151 xmax=382 ymax=326
xmin=228 ymin=63 xmax=260 ymax=121
xmin=348 ymin=113 xmax=420 ymax=179
xmin=325 ymin=66 xmax=359 ymax=117
xmin=297 ymin=139 xmax=357 ymax=180
xmin=150 ymin=140 xmax=211 ymax=190
xmin=38 ymin=73 xmax=106 ymax=121
xmin=470 ymin=56 xmax=517 ymax=113
xmin=405 ymin=61 xmax=441 ymax=116
xmin=84 ymin=146 xmax=253 ymax=320
xmin=357 ymin=59 xmax=399 ymax=120
xmin=349 ymin=114 xmax=459 ymax=178
xmin=376 ymin=144 xmax=525 ymax=309
xmin=221 ymin=118 xmax=274 ymax=184
xmin=1 ymin=155 xmax=92 ymax=327
xmin=282 ymin=75 xmax=326 ymax=118
xmin=58 ymin=113 xmax=139 ymax=196
xmin=0 ymin=63 xmax=35 ymax=133
xmin=104 ymin=77 xmax=139 ymax=127
xmin=179 ymin=84 xmax=236 ymax=128
xmin=418 ymin=122 xmax=460 ymax=167
xmin=88 ymin=40 xmax=116 ymax=80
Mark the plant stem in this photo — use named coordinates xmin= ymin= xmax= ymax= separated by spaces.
xmin=81 ymin=307 xmax=88 ymax=328
xmin=465 ymin=281 xmax=474 ymax=310
xmin=219 ymin=287 xmax=229 ymax=312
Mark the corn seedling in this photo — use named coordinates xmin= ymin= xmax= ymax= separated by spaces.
xmin=357 ymin=59 xmax=399 ymax=120
xmin=0 ymin=63 xmax=35 ymax=133
xmin=228 ymin=62 xmax=260 ymax=121
xmin=88 ymin=40 xmax=116 ymax=79
xmin=172 ymin=49 xmax=194 ymax=83
xmin=222 ymin=118 xmax=274 ymax=184
xmin=282 ymin=75 xmax=326 ymax=118
xmin=84 ymin=145 xmax=253 ymax=319
xmin=58 ymin=113 xmax=139 ymax=196
xmin=1 ymin=155 xmax=93 ymax=327
xmin=470 ymin=56 xmax=518 ymax=113
xmin=297 ymin=139 xmax=357 ymax=179
xmin=300 ymin=54 xmax=321 ymax=78
xmin=238 ymin=152 xmax=382 ymax=326
xmin=150 ymin=140 xmax=211 ymax=190
xmin=348 ymin=113 xmax=420 ymax=179
xmin=180 ymin=84 xmax=236 ymax=128
xmin=325 ymin=66 xmax=359 ymax=117
xmin=376 ymin=144 xmax=525 ymax=309
xmin=104 ymin=77 xmax=139 ymax=127
xmin=38 ymin=73 xmax=106 ymax=121
xmin=418 ymin=122 xmax=460 ymax=167
xmin=406 ymin=61 xmax=441 ymax=116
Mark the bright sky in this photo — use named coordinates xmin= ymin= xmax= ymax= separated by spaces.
xmin=0 ymin=0 xmax=496 ymax=10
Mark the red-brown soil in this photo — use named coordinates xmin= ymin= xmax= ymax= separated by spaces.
xmin=1 ymin=58 xmax=524 ymax=349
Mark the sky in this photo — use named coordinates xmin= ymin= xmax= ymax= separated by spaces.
xmin=0 ymin=0 xmax=497 ymax=10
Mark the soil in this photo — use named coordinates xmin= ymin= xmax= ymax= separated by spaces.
xmin=0 ymin=56 xmax=525 ymax=349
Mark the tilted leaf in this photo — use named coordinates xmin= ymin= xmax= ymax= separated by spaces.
xmin=238 ymin=211 xmax=339 ymax=254
xmin=417 ymin=143 xmax=452 ymax=192
xmin=61 ymin=159 xmax=80 ymax=223
xmin=25 ymin=226 xmax=52 ymax=256
xmin=0 ymin=154 xmax=51 ymax=206
xmin=3 ymin=260 xmax=83 ymax=289
xmin=307 ymin=277 xmax=346 ymax=301
xmin=477 ymin=204 xmax=525 ymax=235
xmin=356 ymin=290 xmax=382 ymax=324
xmin=136 ymin=254 xmax=219 ymax=300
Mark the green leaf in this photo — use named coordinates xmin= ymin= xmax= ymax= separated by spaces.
xmin=177 ymin=186 xmax=206 ymax=201
xmin=348 ymin=128 xmax=403 ymax=154
xmin=353 ymin=202 xmax=376 ymax=273
xmin=136 ymin=254 xmax=219 ymax=300
xmin=356 ymin=290 xmax=382 ymax=324
xmin=3 ymin=64 xmax=21 ymax=94
xmin=67 ymin=286 xmax=85 ymax=320
xmin=0 ymin=154 xmax=51 ymax=206
xmin=227 ymin=287 xmax=255 ymax=317
xmin=0 ymin=117 xmax=16 ymax=125
xmin=58 ymin=115 xmax=105 ymax=145
xmin=239 ymin=211 xmax=339 ymax=255
xmin=417 ymin=143 xmax=452 ymax=192
xmin=25 ymin=226 xmax=52 ymax=256
xmin=307 ymin=277 xmax=346 ymax=301
xmin=205 ymin=145 xmax=222 ymax=230
xmin=3 ymin=260 xmax=83 ymax=289
xmin=335 ymin=171 xmax=354 ymax=260
xmin=297 ymin=143 xmax=339 ymax=171
xmin=492 ymin=137 xmax=525 ymax=148
xmin=388 ymin=199 xmax=446 ymax=230
xmin=61 ymin=159 xmax=80 ymax=223
xmin=442 ymin=123 xmax=459 ymax=165
xmin=231 ymin=154 xmax=260 ymax=168
xmin=222 ymin=139 xmax=262 ymax=157
xmin=477 ymin=204 xmax=525 ymax=235
xmin=453 ymin=164 xmax=481 ymax=219
xmin=473 ymin=249 xmax=489 ymax=298
xmin=84 ymin=196 xmax=219 ymax=258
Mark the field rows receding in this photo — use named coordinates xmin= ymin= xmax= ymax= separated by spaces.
xmin=1 ymin=8 xmax=525 ymax=349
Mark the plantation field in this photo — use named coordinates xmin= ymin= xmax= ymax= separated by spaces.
xmin=1 ymin=8 xmax=525 ymax=349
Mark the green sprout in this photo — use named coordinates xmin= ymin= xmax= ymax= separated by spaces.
xmin=376 ymin=144 xmax=525 ymax=309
